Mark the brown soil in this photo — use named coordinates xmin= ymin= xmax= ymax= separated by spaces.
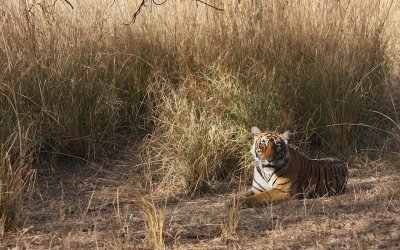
xmin=2 ymin=148 xmax=399 ymax=249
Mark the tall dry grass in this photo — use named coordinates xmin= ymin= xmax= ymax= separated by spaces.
xmin=0 ymin=0 xmax=155 ymax=231
xmin=0 ymin=0 xmax=183 ymax=160
xmin=0 ymin=89 xmax=35 ymax=233
xmin=0 ymin=0 xmax=398 ymax=229
xmin=140 ymin=0 xmax=396 ymax=194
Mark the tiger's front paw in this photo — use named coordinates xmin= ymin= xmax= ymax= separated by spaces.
xmin=239 ymin=191 xmax=272 ymax=207
xmin=238 ymin=196 xmax=259 ymax=208
xmin=241 ymin=190 xmax=255 ymax=199
xmin=225 ymin=190 xmax=256 ymax=209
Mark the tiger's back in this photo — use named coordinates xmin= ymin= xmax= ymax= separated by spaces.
xmin=289 ymin=149 xmax=348 ymax=199
xmin=240 ymin=127 xmax=348 ymax=205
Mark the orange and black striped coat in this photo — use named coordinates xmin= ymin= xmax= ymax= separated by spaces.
xmin=240 ymin=127 xmax=348 ymax=205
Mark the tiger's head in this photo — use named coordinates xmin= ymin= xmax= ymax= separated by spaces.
xmin=250 ymin=127 xmax=290 ymax=168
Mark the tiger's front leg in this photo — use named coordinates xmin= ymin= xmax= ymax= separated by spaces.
xmin=239 ymin=188 xmax=291 ymax=205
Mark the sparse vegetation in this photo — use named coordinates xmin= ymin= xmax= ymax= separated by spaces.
xmin=0 ymin=0 xmax=399 ymax=248
xmin=221 ymin=193 xmax=240 ymax=240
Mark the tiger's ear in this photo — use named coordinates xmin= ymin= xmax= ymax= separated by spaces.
xmin=281 ymin=130 xmax=290 ymax=144
xmin=251 ymin=126 xmax=261 ymax=136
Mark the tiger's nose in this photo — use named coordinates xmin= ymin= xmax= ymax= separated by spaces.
xmin=265 ymin=156 xmax=274 ymax=162
xmin=262 ymin=152 xmax=274 ymax=162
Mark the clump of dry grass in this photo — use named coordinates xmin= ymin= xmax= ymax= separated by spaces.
xmin=221 ymin=193 xmax=240 ymax=241
xmin=139 ymin=196 xmax=166 ymax=249
xmin=1 ymin=159 xmax=35 ymax=236
xmin=140 ymin=68 xmax=290 ymax=194
xmin=141 ymin=73 xmax=257 ymax=194
xmin=0 ymin=153 xmax=17 ymax=235
xmin=0 ymin=128 xmax=35 ymax=234
xmin=0 ymin=81 xmax=36 ymax=233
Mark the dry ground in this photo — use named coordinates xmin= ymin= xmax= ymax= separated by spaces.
xmin=2 ymin=147 xmax=399 ymax=249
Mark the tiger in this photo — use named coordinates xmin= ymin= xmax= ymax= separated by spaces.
xmin=239 ymin=126 xmax=348 ymax=205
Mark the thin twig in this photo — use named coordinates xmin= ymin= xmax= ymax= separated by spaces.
xmin=153 ymin=0 xmax=168 ymax=6
xmin=126 ymin=0 xmax=149 ymax=24
xmin=196 ymin=0 xmax=224 ymax=11
xmin=126 ymin=0 xmax=224 ymax=25
xmin=63 ymin=0 xmax=73 ymax=9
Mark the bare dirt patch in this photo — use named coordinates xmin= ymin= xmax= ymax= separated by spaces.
xmin=2 ymin=151 xmax=399 ymax=249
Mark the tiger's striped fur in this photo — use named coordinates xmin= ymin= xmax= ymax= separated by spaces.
xmin=240 ymin=127 xmax=348 ymax=205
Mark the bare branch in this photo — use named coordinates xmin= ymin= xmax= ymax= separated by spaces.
xmin=39 ymin=0 xmax=73 ymax=12
xmin=153 ymin=0 xmax=168 ymax=6
xmin=125 ymin=0 xmax=224 ymax=25
xmin=63 ymin=0 xmax=74 ymax=9
xmin=126 ymin=0 xmax=149 ymax=24
xmin=196 ymin=0 xmax=224 ymax=11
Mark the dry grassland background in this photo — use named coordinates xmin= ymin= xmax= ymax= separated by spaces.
xmin=0 ymin=0 xmax=399 ymax=249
